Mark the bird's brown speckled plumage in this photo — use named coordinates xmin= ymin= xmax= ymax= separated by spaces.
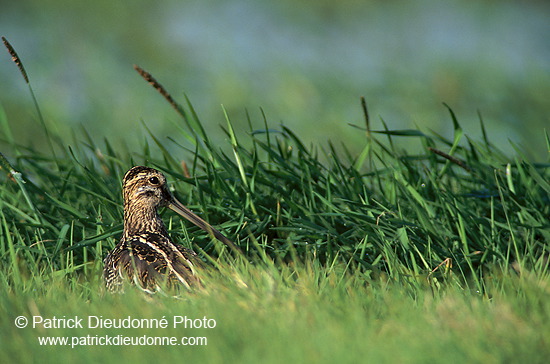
xmin=103 ymin=166 xmax=237 ymax=293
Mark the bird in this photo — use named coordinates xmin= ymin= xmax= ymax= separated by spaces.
xmin=103 ymin=166 xmax=239 ymax=293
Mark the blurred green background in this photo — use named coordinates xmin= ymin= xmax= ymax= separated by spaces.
xmin=1 ymin=0 xmax=549 ymax=158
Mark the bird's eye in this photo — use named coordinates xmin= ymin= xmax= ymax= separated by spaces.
xmin=148 ymin=176 xmax=160 ymax=185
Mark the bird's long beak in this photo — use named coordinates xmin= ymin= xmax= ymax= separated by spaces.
xmin=167 ymin=196 xmax=242 ymax=254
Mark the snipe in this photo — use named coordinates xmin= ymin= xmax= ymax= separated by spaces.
xmin=103 ymin=166 xmax=238 ymax=293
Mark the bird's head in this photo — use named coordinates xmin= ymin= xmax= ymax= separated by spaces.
xmin=121 ymin=166 xmax=240 ymax=253
xmin=123 ymin=166 xmax=172 ymax=209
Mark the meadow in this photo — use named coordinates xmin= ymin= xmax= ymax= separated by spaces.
xmin=1 ymin=48 xmax=549 ymax=362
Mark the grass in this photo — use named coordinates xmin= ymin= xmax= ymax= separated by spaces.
xmin=0 ymin=58 xmax=549 ymax=362
xmin=2 ymin=265 xmax=549 ymax=363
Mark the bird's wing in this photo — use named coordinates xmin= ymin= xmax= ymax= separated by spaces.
xmin=103 ymin=233 xmax=202 ymax=293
